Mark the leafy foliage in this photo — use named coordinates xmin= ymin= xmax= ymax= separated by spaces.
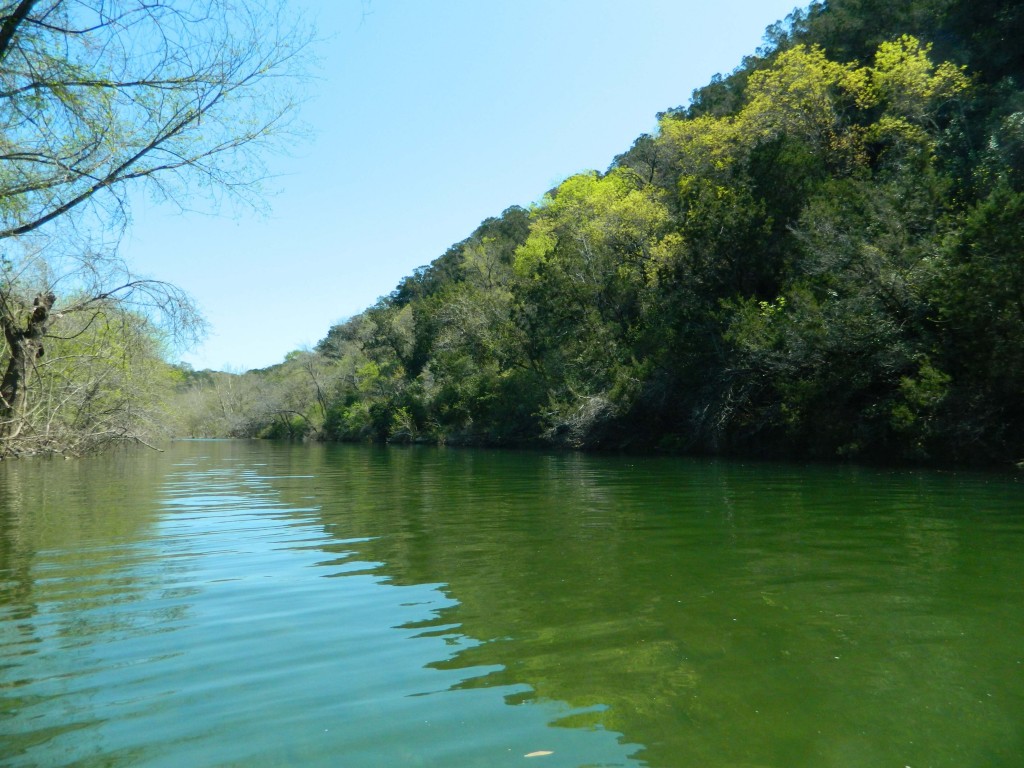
xmin=0 ymin=0 xmax=310 ymax=457
xmin=177 ymin=1 xmax=1024 ymax=466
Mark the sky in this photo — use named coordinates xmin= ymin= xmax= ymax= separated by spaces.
xmin=122 ymin=0 xmax=803 ymax=372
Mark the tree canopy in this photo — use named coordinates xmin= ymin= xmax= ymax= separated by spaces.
xmin=166 ymin=0 xmax=1024 ymax=466
xmin=0 ymin=0 xmax=310 ymax=456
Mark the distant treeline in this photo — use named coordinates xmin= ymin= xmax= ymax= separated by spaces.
xmin=174 ymin=0 xmax=1024 ymax=466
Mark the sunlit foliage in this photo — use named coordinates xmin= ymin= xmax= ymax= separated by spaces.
xmin=176 ymin=2 xmax=1024 ymax=466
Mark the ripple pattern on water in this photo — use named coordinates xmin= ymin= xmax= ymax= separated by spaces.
xmin=2 ymin=443 xmax=1023 ymax=767
xmin=1 ymin=443 xmax=642 ymax=768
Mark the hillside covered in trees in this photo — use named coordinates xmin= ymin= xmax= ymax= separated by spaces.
xmin=175 ymin=0 xmax=1024 ymax=466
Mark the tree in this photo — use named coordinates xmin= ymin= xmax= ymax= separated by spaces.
xmin=1 ymin=247 xmax=202 ymax=453
xmin=0 ymin=0 xmax=309 ymax=237
xmin=512 ymin=168 xmax=675 ymax=445
xmin=932 ymin=182 xmax=1024 ymax=460
xmin=0 ymin=0 xmax=311 ymax=455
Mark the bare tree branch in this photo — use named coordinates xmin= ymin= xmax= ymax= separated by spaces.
xmin=0 ymin=0 xmax=310 ymax=456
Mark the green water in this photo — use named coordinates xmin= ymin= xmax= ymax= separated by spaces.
xmin=1 ymin=442 xmax=1022 ymax=767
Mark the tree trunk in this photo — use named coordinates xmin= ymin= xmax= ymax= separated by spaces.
xmin=1 ymin=292 xmax=56 ymax=443
xmin=0 ymin=0 xmax=38 ymax=63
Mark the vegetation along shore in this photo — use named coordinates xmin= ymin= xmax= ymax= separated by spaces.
xmin=2 ymin=0 xmax=1022 ymax=467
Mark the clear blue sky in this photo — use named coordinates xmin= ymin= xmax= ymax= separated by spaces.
xmin=123 ymin=0 xmax=802 ymax=372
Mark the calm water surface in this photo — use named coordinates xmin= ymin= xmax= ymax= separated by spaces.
xmin=1 ymin=441 xmax=1022 ymax=767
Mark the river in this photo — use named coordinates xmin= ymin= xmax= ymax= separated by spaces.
xmin=1 ymin=441 xmax=1022 ymax=767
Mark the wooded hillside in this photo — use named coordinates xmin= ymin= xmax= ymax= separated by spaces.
xmin=176 ymin=0 xmax=1024 ymax=466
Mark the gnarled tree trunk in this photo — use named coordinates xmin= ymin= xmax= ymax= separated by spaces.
xmin=1 ymin=292 xmax=55 ymax=444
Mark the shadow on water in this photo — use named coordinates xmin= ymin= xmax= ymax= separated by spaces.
xmin=2 ymin=440 xmax=1023 ymax=767
xmin=285 ymin=445 xmax=1024 ymax=768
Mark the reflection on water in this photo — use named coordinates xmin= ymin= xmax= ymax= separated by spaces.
xmin=1 ymin=441 xmax=1023 ymax=767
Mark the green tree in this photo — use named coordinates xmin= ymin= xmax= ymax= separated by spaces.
xmin=0 ymin=0 xmax=309 ymax=238
xmin=511 ymin=168 xmax=676 ymax=444
xmin=1 ymin=248 xmax=201 ymax=452
xmin=933 ymin=182 xmax=1024 ymax=460
xmin=0 ymin=0 xmax=310 ymax=455
xmin=0 ymin=281 xmax=184 ymax=454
